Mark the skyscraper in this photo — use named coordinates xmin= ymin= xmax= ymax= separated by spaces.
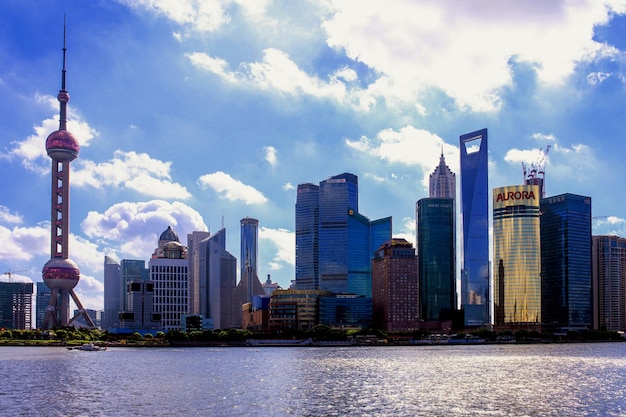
xmin=198 ymin=228 xmax=237 ymax=330
xmin=541 ymin=194 xmax=592 ymax=331
xmin=371 ymin=239 xmax=419 ymax=332
xmin=103 ymin=256 xmax=122 ymax=329
xmin=417 ymin=198 xmax=455 ymax=322
xmin=41 ymin=24 xmax=94 ymax=329
xmin=188 ymin=230 xmax=211 ymax=315
xmin=239 ymin=218 xmax=264 ymax=303
xmin=294 ymin=173 xmax=391 ymax=328
xmin=459 ymin=128 xmax=490 ymax=327
xmin=0 ymin=282 xmax=33 ymax=330
xmin=295 ymin=183 xmax=319 ymax=290
xmin=493 ymin=185 xmax=541 ymax=328
xmin=319 ymin=173 xmax=359 ymax=294
xmin=150 ymin=226 xmax=189 ymax=331
xmin=592 ymin=235 xmax=626 ymax=331
xmin=429 ymin=150 xmax=456 ymax=199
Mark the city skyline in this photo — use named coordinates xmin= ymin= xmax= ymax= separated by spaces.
xmin=3 ymin=2 xmax=626 ymax=312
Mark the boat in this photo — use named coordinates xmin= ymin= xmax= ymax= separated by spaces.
xmin=67 ymin=343 xmax=106 ymax=351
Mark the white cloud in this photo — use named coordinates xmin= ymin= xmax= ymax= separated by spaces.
xmin=73 ymin=273 xmax=105 ymax=311
xmin=187 ymin=49 xmax=356 ymax=105
xmin=264 ymin=146 xmax=278 ymax=167
xmin=0 ymin=206 xmax=23 ymax=225
xmin=282 ymin=182 xmax=295 ymax=191
xmin=0 ymin=273 xmax=33 ymax=283
xmin=345 ymin=125 xmax=459 ymax=189
xmin=321 ymin=1 xmax=625 ymax=112
xmin=197 ymin=171 xmax=268 ymax=205
xmin=73 ymin=150 xmax=191 ymax=200
xmin=81 ymin=200 xmax=208 ymax=259
xmin=120 ymin=0 xmax=231 ymax=33
xmin=0 ymin=224 xmax=48 ymax=262
xmin=532 ymin=133 xmax=557 ymax=142
xmin=2 ymin=95 xmax=98 ymax=173
xmin=259 ymin=226 xmax=295 ymax=267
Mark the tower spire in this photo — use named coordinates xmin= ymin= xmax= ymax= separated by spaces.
xmin=58 ymin=14 xmax=69 ymax=131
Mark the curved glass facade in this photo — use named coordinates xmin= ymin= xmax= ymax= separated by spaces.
xmin=493 ymin=185 xmax=541 ymax=326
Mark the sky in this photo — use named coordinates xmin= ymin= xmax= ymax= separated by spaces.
xmin=2 ymin=0 xmax=626 ymax=312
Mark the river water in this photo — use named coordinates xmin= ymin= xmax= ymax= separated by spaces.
xmin=1 ymin=343 xmax=625 ymax=416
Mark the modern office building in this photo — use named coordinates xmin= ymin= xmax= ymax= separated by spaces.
xmin=459 ymin=128 xmax=490 ymax=327
xmin=371 ymin=239 xmax=419 ymax=332
xmin=35 ymin=281 xmax=58 ymax=329
xmin=318 ymin=173 xmax=360 ymax=294
xmin=429 ymin=150 xmax=456 ymax=199
xmin=187 ymin=230 xmax=211 ymax=315
xmin=417 ymin=198 xmax=456 ymax=322
xmin=119 ymin=280 xmax=160 ymax=331
xmin=0 ymin=281 xmax=33 ymax=330
xmin=198 ymin=228 xmax=237 ymax=330
xmin=103 ymin=257 xmax=149 ymax=330
xmin=237 ymin=218 xmax=264 ymax=304
xmin=103 ymin=256 xmax=122 ymax=329
xmin=319 ymin=294 xmax=372 ymax=329
xmin=294 ymin=173 xmax=392 ymax=328
xmin=541 ymin=194 xmax=592 ymax=331
xmin=295 ymin=183 xmax=320 ymax=290
xmin=268 ymin=289 xmax=330 ymax=331
xmin=592 ymin=235 xmax=626 ymax=331
xmin=150 ymin=226 xmax=189 ymax=331
xmin=493 ymin=185 xmax=541 ymax=328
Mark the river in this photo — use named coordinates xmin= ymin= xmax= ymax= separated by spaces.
xmin=1 ymin=342 xmax=625 ymax=416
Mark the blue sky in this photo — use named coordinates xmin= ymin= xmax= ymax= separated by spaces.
xmin=2 ymin=0 xmax=626 ymax=311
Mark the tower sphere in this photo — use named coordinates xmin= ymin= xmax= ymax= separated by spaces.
xmin=42 ymin=257 xmax=80 ymax=291
xmin=46 ymin=129 xmax=79 ymax=161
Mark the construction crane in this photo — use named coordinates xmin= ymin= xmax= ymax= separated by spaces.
xmin=3 ymin=270 xmax=29 ymax=283
xmin=522 ymin=145 xmax=551 ymax=198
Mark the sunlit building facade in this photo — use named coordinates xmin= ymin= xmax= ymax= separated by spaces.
xmin=371 ymin=239 xmax=419 ymax=332
xmin=541 ymin=194 xmax=592 ymax=331
xmin=417 ymin=198 xmax=456 ymax=322
xmin=460 ymin=128 xmax=490 ymax=326
xmin=150 ymin=226 xmax=189 ymax=331
xmin=493 ymin=185 xmax=541 ymax=328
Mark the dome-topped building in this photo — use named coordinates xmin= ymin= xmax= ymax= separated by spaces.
xmin=153 ymin=226 xmax=187 ymax=259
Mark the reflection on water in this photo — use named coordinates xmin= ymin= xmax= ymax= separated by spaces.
xmin=1 ymin=343 xmax=625 ymax=416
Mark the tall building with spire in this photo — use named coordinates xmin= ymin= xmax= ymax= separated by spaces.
xmin=429 ymin=150 xmax=456 ymax=199
xmin=41 ymin=22 xmax=94 ymax=329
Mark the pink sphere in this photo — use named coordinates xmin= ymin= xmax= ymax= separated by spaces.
xmin=46 ymin=130 xmax=79 ymax=162
xmin=42 ymin=257 xmax=80 ymax=291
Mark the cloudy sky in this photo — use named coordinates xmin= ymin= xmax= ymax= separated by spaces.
xmin=2 ymin=0 xmax=626 ymax=311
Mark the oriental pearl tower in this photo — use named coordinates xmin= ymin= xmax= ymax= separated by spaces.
xmin=41 ymin=23 xmax=95 ymax=329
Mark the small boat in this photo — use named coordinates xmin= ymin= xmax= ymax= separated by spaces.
xmin=67 ymin=343 xmax=106 ymax=351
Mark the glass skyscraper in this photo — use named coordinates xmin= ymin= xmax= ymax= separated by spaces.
xmin=319 ymin=173 xmax=359 ymax=294
xmin=295 ymin=183 xmax=319 ymax=290
xmin=240 ymin=217 xmax=263 ymax=304
xmin=493 ymin=185 xmax=541 ymax=327
xmin=417 ymin=198 xmax=455 ymax=322
xmin=541 ymin=194 xmax=592 ymax=331
xmin=295 ymin=172 xmax=391 ymax=328
xmin=459 ymin=128 xmax=490 ymax=326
